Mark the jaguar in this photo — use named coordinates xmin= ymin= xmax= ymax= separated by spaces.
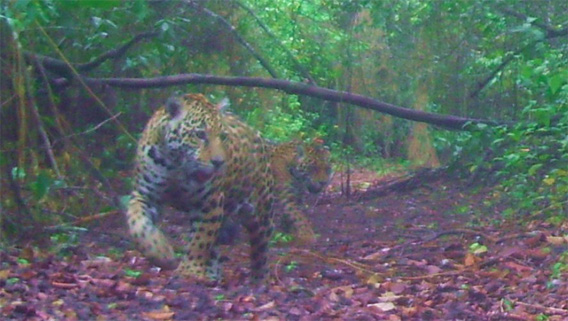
xmin=126 ymin=93 xmax=274 ymax=282
xmin=269 ymin=138 xmax=332 ymax=243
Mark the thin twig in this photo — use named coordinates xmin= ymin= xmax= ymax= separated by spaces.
xmin=235 ymin=1 xmax=316 ymax=84
xmin=471 ymin=7 xmax=568 ymax=98
xmin=35 ymin=22 xmax=136 ymax=143
xmin=61 ymin=112 xmax=122 ymax=140
xmin=29 ymin=101 xmax=62 ymax=178
xmin=23 ymin=31 xmax=158 ymax=78
xmin=187 ymin=0 xmax=280 ymax=79
xmin=45 ymin=210 xmax=119 ymax=229
xmin=514 ymin=301 xmax=568 ymax=315
xmin=77 ymin=32 xmax=158 ymax=72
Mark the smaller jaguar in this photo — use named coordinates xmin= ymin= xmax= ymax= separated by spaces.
xmin=216 ymin=138 xmax=332 ymax=245
xmin=269 ymin=138 xmax=332 ymax=243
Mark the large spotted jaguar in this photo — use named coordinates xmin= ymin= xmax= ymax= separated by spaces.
xmin=126 ymin=93 xmax=275 ymax=282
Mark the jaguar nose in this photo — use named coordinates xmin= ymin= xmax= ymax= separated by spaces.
xmin=211 ymin=157 xmax=225 ymax=169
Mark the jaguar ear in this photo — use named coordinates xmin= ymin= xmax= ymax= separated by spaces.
xmin=166 ymin=96 xmax=183 ymax=118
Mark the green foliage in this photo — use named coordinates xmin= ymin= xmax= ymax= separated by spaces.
xmin=535 ymin=314 xmax=550 ymax=321
xmin=6 ymin=278 xmax=20 ymax=285
xmin=449 ymin=41 xmax=568 ymax=219
xmin=270 ymin=232 xmax=294 ymax=245
xmin=549 ymin=250 xmax=568 ymax=281
xmin=246 ymin=95 xmax=320 ymax=141
xmin=468 ymin=242 xmax=488 ymax=255
xmin=2 ymin=0 xmax=568 ymax=243
xmin=123 ymin=268 xmax=142 ymax=278
xmin=285 ymin=260 xmax=299 ymax=272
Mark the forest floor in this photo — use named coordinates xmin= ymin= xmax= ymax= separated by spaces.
xmin=1 ymin=169 xmax=568 ymax=321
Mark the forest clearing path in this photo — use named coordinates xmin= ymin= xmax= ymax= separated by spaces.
xmin=1 ymin=169 xmax=567 ymax=320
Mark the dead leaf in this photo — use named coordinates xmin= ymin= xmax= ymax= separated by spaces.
xmin=390 ymin=282 xmax=407 ymax=294
xmin=363 ymin=250 xmax=385 ymax=261
xmin=504 ymin=261 xmax=532 ymax=274
xmin=369 ymin=302 xmax=396 ymax=312
xmin=20 ymin=246 xmax=35 ymax=261
xmin=142 ymin=310 xmax=175 ymax=320
xmin=425 ymin=265 xmax=442 ymax=275
xmin=546 ymin=236 xmax=568 ymax=245
xmin=51 ymin=281 xmax=78 ymax=289
xmin=0 ymin=269 xmax=10 ymax=280
xmin=331 ymin=285 xmax=354 ymax=299
xmin=389 ymin=314 xmax=402 ymax=321
xmin=365 ymin=273 xmax=382 ymax=288
xmin=254 ymin=301 xmax=275 ymax=311
xmin=379 ymin=291 xmax=401 ymax=302
xmin=464 ymin=253 xmax=479 ymax=267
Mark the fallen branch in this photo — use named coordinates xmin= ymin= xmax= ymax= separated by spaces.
xmin=514 ymin=301 xmax=568 ymax=316
xmin=421 ymin=228 xmax=497 ymax=244
xmin=357 ymin=168 xmax=446 ymax=201
xmin=93 ymin=74 xmax=500 ymax=130
xmin=386 ymin=227 xmax=497 ymax=259
xmin=288 ymin=248 xmax=381 ymax=277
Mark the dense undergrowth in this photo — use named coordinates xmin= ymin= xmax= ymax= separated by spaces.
xmin=1 ymin=0 xmax=567 ymax=245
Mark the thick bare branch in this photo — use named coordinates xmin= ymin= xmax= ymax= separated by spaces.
xmin=91 ymin=74 xmax=500 ymax=130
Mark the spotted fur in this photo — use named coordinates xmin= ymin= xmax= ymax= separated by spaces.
xmin=126 ymin=94 xmax=274 ymax=282
xmin=269 ymin=139 xmax=332 ymax=243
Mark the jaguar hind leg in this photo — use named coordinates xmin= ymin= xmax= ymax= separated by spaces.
xmin=237 ymin=202 xmax=273 ymax=282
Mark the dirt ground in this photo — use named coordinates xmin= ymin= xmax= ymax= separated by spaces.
xmin=1 ymin=169 xmax=568 ymax=320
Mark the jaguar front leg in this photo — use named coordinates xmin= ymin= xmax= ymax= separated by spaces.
xmin=279 ymin=192 xmax=317 ymax=244
xmin=176 ymin=190 xmax=225 ymax=282
xmin=127 ymin=151 xmax=178 ymax=269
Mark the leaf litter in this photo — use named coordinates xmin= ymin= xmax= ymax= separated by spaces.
xmin=1 ymin=169 xmax=567 ymax=320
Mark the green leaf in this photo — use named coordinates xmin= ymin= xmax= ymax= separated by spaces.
xmin=548 ymin=73 xmax=567 ymax=95
xmin=124 ymin=269 xmax=142 ymax=278
xmin=59 ymin=0 xmax=121 ymax=10
xmin=7 ymin=277 xmax=20 ymax=285
xmin=528 ymin=163 xmax=542 ymax=176
xmin=469 ymin=242 xmax=488 ymax=254
xmin=11 ymin=167 xmax=26 ymax=180
xmin=30 ymin=170 xmax=53 ymax=200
